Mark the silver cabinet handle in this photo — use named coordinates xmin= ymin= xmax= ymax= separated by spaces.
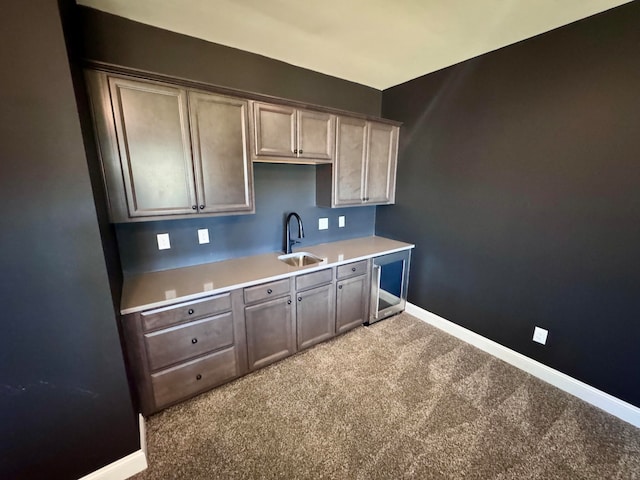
xmin=372 ymin=264 xmax=381 ymax=320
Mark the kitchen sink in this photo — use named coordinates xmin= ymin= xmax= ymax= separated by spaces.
xmin=278 ymin=252 xmax=324 ymax=267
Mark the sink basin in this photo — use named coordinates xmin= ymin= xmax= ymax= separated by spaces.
xmin=278 ymin=252 xmax=324 ymax=267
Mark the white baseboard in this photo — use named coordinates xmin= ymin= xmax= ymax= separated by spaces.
xmin=78 ymin=414 xmax=148 ymax=480
xmin=405 ymin=303 xmax=640 ymax=428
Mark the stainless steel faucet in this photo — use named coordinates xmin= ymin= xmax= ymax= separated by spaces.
xmin=285 ymin=212 xmax=304 ymax=254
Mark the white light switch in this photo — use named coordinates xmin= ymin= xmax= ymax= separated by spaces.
xmin=338 ymin=216 xmax=346 ymax=228
xmin=318 ymin=218 xmax=329 ymax=230
xmin=533 ymin=326 xmax=548 ymax=345
xmin=157 ymin=233 xmax=171 ymax=250
xmin=198 ymin=228 xmax=210 ymax=244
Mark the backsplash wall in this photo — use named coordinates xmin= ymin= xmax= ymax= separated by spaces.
xmin=116 ymin=163 xmax=376 ymax=274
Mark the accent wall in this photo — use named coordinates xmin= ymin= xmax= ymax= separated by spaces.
xmin=377 ymin=2 xmax=640 ymax=407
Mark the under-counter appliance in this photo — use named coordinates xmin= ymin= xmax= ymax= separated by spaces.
xmin=368 ymin=249 xmax=411 ymax=324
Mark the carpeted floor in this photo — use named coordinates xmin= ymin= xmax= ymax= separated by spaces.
xmin=133 ymin=313 xmax=640 ymax=479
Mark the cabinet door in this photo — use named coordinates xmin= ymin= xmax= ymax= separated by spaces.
xmin=365 ymin=122 xmax=398 ymax=204
xmin=334 ymin=116 xmax=367 ymax=206
xmin=189 ymin=92 xmax=254 ymax=214
xmin=253 ymin=102 xmax=296 ymax=158
xmin=336 ymin=274 xmax=369 ymax=334
xmin=245 ymin=295 xmax=295 ymax=370
xmin=296 ymin=284 xmax=335 ymax=350
xmin=297 ymin=109 xmax=334 ymax=161
xmin=108 ymin=77 xmax=197 ymax=217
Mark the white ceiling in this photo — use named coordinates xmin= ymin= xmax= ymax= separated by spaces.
xmin=76 ymin=0 xmax=631 ymax=90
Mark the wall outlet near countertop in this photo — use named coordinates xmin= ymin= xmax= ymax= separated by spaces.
xmin=156 ymin=233 xmax=171 ymax=250
xmin=338 ymin=216 xmax=346 ymax=228
xmin=318 ymin=218 xmax=329 ymax=230
xmin=197 ymin=228 xmax=210 ymax=244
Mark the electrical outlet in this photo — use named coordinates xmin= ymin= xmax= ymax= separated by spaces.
xmin=156 ymin=233 xmax=171 ymax=250
xmin=533 ymin=326 xmax=548 ymax=345
xmin=338 ymin=216 xmax=346 ymax=228
xmin=318 ymin=218 xmax=329 ymax=230
xmin=197 ymin=228 xmax=210 ymax=244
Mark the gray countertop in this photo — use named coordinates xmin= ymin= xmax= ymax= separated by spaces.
xmin=120 ymin=235 xmax=414 ymax=314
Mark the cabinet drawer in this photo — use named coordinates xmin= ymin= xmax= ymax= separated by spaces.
xmin=144 ymin=311 xmax=234 ymax=371
xmin=141 ymin=293 xmax=232 ymax=331
xmin=243 ymin=278 xmax=290 ymax=304
xmin=295 ymin=268 xmax=332 ymax=291
xmin=151 ymin=347 xmax=238 ymax=409
xmin=336 ymin=260 xmax=368 ymax=280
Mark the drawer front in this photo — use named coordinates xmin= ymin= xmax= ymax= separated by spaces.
xmin=141 ymin=293 xmax=232 ymax=331
xmin=151 ymin=347 xmax=238 ymax=408
xmin=144 ymin=311 xmax=234 ymax=371
xmin=336 ymin=260 xmax=368 ymax=280
xmin=295 ymin=268 xmax=332 ymax=291
xmin=243 ymin=278 xmax=290 ymax=304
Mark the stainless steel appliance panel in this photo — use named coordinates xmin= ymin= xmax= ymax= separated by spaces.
xmin=369 ymin=249 xmax=411 ymax=324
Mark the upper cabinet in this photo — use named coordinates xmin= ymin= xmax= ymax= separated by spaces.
xmin=364 ymin=121 xmax=399 ymax=204
xmin=85 ymin=70 xmax=254 ymax=222
xmin=317 ymin=117 xmax=399 ymax=207
xmin=85 ymin=66 xmax=400 ymax=221
xmin=188 ymin=92 xmax=254 ymax=215
xmin=252 ymin=102 xmax=335 ymax=163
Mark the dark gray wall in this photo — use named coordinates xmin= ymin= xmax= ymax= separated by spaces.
xmin=79 ymin=6 xmax=381 ymax=116
xmin=60 ymin=1 xmax=126 ymax=314
xmin=76 ymin=7 xmax=381 ymax=274
xmin=118 ymin=163 xmax=375 ymax=273
xmin=0 ymin=1 xmax=139 ymax=478
xmin=378 ymin=2 xmax=640 ymax=407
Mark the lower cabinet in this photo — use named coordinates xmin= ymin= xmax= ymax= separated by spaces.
xmin=336 ymin=265 xmax=371 ymax=334
xmin=245 ymin=294 xmax=295 ymax=371
xmin=121 ymin=260 xmax=374 ymax=415
xmin=120 ymin=290 xmax=247 ymax=416
xmin=296 ymin=277 xmax=335 ymax=350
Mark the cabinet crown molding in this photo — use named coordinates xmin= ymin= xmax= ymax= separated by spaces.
xmin=83 ymin=60 xmax=402 ymax=126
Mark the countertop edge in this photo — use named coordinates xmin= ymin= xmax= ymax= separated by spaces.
xmin=120 ymin=240 xmax=414 ymax=315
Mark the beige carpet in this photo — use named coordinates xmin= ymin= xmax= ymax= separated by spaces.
xmin=134 ymin=313 xmax=640 ymax=479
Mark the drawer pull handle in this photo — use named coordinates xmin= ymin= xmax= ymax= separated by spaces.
xmin=188 ymin=308 xmax=195 ymax=315
xmin=191 ymin=205 xmax=197 ymax=210
xmin=338 ymin=285 xmax=343 ymax=289
xmin=351 ymin=267 xmax=356 ymax=272
xmin=196 ymin=374 xmax=202 ymax=381
xmin=267 ymin=288 xmax=273 ymax=294
xmin=191 ymin=338 xmax=198 ymax=344
xmin=294 ymin=148 xmax=298 ymax=154
xmin=298 ymin=297 xmax=302 ymax=302
xmin=299 ymin=149 xmax=303 ymax=154
xmin=287 ymin=299 xmax=292 ymax=305
xmin=199 ymin=205 xmax=205 ymax=210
